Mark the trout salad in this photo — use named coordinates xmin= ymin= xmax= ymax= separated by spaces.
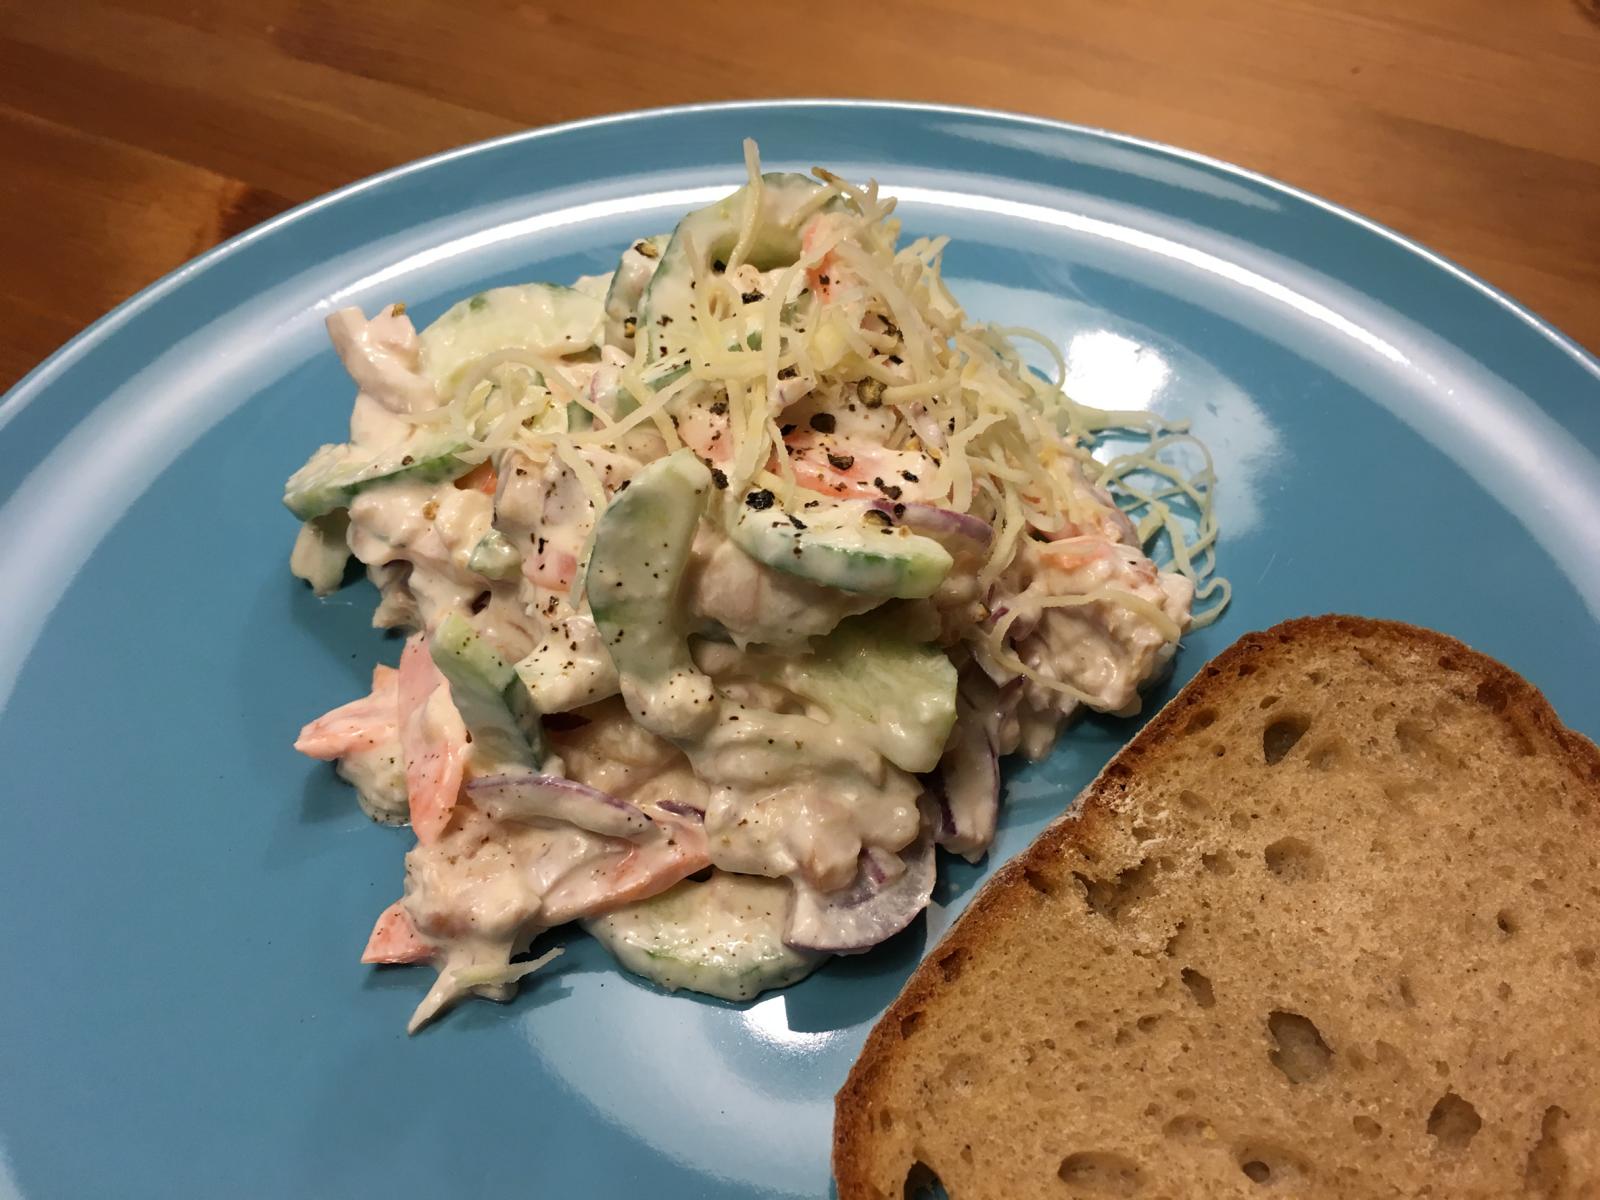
xmin=287 ymin=144 xmax=1227 ymax=1032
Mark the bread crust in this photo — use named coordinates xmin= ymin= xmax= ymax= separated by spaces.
xmin=833 ymin=615 xmax=1600 ymax=1198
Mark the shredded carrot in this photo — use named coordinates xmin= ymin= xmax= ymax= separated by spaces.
xmin=455 ymin=461 xmax=497 ymax=494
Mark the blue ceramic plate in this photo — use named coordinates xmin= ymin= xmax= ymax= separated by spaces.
xmin=3 ymin=102 xmax=1598 ymax=1198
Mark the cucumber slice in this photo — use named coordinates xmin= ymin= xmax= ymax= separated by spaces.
xmin=613 ymin=357 xmax=692 ymax=418
xmin=429 ymin=613 xmax=546 ymax=770
xmin=727 ymin=497 xmax=953 ymax=599
xmin=587 ymin=450 xmax=711 ymax=683
xmin=289 ymin=510 xmax=351 ymax=595
xmin=289 ymin=284 xmax=600 ymax=521
xmin=602 ymin=234 xmax=669 ymax=351
xmin=283 ymin=435 xmax=474 ymax=521
xmin=755 ymin=607 xmax=958 ymax=773
xmin=637 ymin=173 xmax=833 ymax=362
xmin=467 ymin=528 xmax=522 ymax=581
xmin=419 ymin=283 xmax=603 ymax=394
xmin=583 ymin=870 xmax=823 ymax=1001
xmin=586 ymin=449 xmax=718 ymax=740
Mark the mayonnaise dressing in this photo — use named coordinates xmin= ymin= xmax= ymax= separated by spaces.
xmin=584 ymin=871 xmax=822 ymax=1000
xmin=289 ymin=160 xmax=1226 ymax=1030
xmin=338 ymin=735 xmax=408 ymax=825
xmin=685 ymin=525 xmax=883 ymax=649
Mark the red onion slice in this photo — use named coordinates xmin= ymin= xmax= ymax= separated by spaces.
xmin=655 ymin=799 xmax=706 ymax=822
xmin=466 ymin=772 xmax=656 ymax=841
xmin=868 ymin=500 xmax=993 ymax=552
xmin=783 ymin=811 xmax=936 ymax=953
xmin=930 ymin=705 xmax=999 ymax=861
xmin=958 ymin=673 xmax=1023 ymax=750
xmin=985 ymin=593 xmax=1040 ymax=644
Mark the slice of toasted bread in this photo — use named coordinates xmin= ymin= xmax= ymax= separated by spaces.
xmin=834 ymin=616 xmax=1600 ymax=1199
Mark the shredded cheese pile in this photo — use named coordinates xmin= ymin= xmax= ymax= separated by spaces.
xmin=399 ymin=144 xmax=1228 ymax=679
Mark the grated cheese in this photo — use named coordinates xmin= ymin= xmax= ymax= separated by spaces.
xmin=416 ymin=142 xmax=1229 ymax=680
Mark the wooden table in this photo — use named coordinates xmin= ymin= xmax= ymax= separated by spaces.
xmin=2 ymin=0 xmax=1597 ymax=387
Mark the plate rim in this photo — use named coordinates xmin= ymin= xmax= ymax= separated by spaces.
xmin=2 ymin=97 xmax=1596 ymax=434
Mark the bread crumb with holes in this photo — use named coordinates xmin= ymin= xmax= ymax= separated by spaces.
xmin=834 ymin=616 xmax=1600 ymax=1199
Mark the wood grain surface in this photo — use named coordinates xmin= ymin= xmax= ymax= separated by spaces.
xmin=2 ymin=0 xmax=1597 ymax=386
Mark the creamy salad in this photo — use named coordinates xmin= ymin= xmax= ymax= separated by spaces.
xmin=288 ymin=145 xmax=1226 ymax=1032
